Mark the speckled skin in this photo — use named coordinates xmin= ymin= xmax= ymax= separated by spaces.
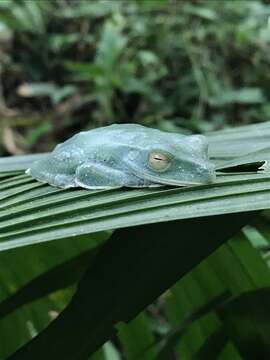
xmin=26 ymin=124 xmax=216 ymax=189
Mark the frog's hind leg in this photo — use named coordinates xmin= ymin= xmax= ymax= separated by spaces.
xmin=74 ymin=163 xmax=124 ymax=189
xmin=75 ymin=162 xmax=149 ymax=189
xmin=75 ymin=162 xmax=159 ymax=189
xmin=26 ymin=156 xmax=76 ymax=189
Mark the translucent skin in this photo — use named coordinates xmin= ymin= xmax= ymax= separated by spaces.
xmin=26 ymin=124 xmax=216 ymax=189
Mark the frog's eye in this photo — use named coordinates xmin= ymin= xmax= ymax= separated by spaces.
xmin=148 ymin=151 xmax=172 ymax=172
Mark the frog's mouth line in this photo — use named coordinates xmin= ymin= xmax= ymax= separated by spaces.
xmin=136 ymin=171 xmax=216 ymax=187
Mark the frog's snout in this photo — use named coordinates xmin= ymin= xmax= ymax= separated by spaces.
xmin=196 ymin=162 xmax=216 ymax=184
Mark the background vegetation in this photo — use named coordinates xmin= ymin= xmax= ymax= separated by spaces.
xmin=1 ymin=0 xmax=270 ymax=155
xmin=1 ymin=1 xmax=270 ymax=359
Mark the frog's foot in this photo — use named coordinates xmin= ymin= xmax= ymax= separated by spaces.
xmin=26 ymin=159 xmax=76 ymax=189
xmin=75 ymin=162 xmax=149 ymax=189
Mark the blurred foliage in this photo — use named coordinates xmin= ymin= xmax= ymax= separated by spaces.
xmin=1 ymin=0 xmax=270 ymax=154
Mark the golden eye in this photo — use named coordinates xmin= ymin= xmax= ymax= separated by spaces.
xmin=148 ymin=151 xmax=172 ymax=172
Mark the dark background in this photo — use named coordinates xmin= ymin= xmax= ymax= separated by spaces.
xmin=1 ymin=0 xmax=270 ymax=155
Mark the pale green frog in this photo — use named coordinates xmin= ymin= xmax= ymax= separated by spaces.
xmin=26 ymin=124 xmax=216 ymax=189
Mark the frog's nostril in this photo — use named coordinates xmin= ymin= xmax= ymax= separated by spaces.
xmin=200 ymin=161 xmax=215 ymax=171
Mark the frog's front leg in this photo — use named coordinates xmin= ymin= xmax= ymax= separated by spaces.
xmin=75 ymin=162 xmax=147 ymax=189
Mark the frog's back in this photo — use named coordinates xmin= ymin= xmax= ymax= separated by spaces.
xmin=56 ymin=123 xmax=180 ymax=152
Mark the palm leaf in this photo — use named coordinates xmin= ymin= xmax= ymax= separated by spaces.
xmin=7 ymin=212 xmax=254 ymax=359
xmin=0 ymin=245 xmax=101 ymax=320
xmin=193 ymin=287 xmax=270 ymax=359
xmin=0 ymin=233 xmax=108 ymax=359
xmin=156 ymin=292 xmax=230 ymax=360
xmin=0 ymin=171 xmax=270 ymax=252
xmin=208 ymin=121 xmax=270 ymax=159
xmin=159 ymin=230 xmax=270 ymax=358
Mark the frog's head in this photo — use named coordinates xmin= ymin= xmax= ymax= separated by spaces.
xmin=125 ymin=134 xmax=216 ymax=186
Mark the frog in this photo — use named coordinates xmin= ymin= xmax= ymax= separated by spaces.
xmin=26 ymin=123 xmax=216 ymax=189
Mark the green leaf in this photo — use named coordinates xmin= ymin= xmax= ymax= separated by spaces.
xmin=96 ymin=21 xmax=127 ymax=74
xmin=208 ymin=233 xmax=270 ymax=294
xmin=161 ymin=229 xmax=270 ymax=358
xmin=5 ymin=0 xmax=46 ymax=33
xmin=64 ymin=62 xmax=104 ymax=80
xmin=117 ymin=312 xmax=157 ymax=360
xmin=156 ymin=292 xmax=230 ymax=360
xmin=48 ymin=33 xmax=82 ymax=52
xmin=209 ymin=88 xmax=265 ymax=107
xmin=183 ymin=4 xmax=217 ymax=20
xmin=0 ymin=171 xmax=269 ymax=252
xmin=193 ymin=327 xmax=229 ymax=359
xmin=24 ymin=121 xmax=53 ymax=147
xmin=164 ymin=254 xmax=228 ymax=359
xmin=7 ymin=212 xmax=255 ymax=359
xmin=217 ymin=288 xmax=270 ymax=358
xmin=0 ymin=238 xmax=105 ymax=320
xmin=0 ymin=233 xmax=108 ymax=358
xmin=0 ymin=154 xmax=47 ymax=172
xmin=57 ymin=1 xmax=117 ymax=18
xmin=91 ymin=341 xmax=121 ymax=360
xmin=216 ymin=147 xmax=270 ymax=172
xmin=208 ymin=121 xmax=270 ymax=159
xmin=1 ymin=122 xmax=270 ymax=253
